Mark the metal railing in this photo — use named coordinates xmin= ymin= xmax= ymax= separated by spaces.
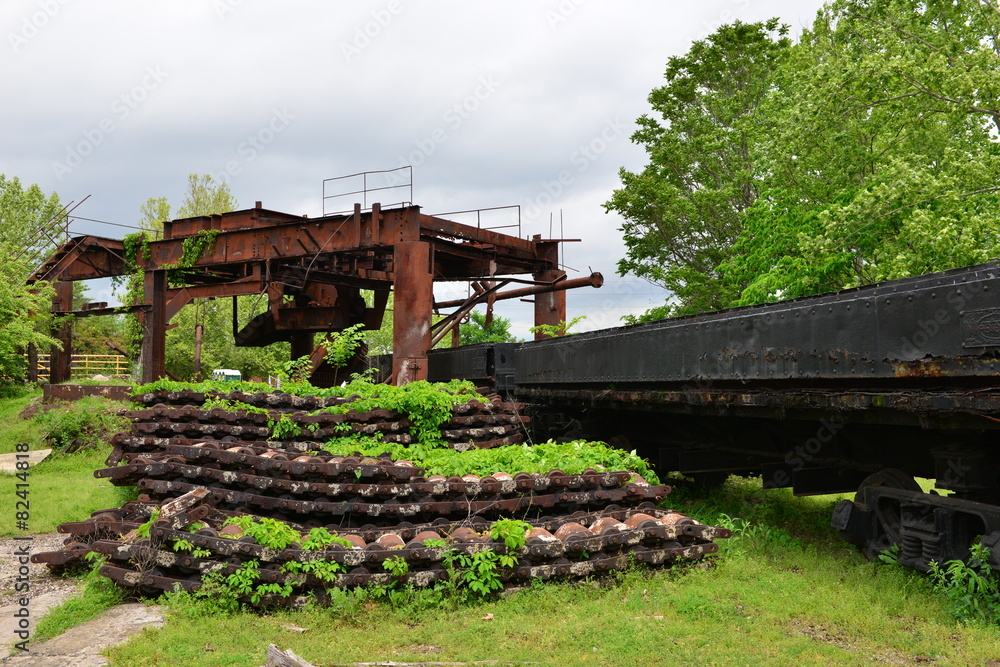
xmin=322 ymin=166 xmax=413 ymax=216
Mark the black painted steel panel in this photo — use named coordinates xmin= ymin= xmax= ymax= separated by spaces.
xmin=516 ymin=262 xmax=1000 ymax=386
xmin=427 ymin=344 xmax=491 ymax=384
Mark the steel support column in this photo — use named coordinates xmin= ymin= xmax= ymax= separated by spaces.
xmin=392 ymin=241 xmax=433 ymax=385
xmin=141 ymin=270 xmax=167 ymax=383
xmin=533 ymin=241 xmax=566 ymax=340
xmin=290 ymin=333 xmax=314 ymax=361
xmin=49 ymin=281 xmax=74 ymax=383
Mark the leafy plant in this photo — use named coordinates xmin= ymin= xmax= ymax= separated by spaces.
xmin=490 ymin=519 xmax=532 ymax=551
xmin=267 ymin=414 xmax=300 ymax=440
xmin=222 ymin=516 xmax=301 ymax=550
xmin=528 ymin=315 xmax=587 ymax=338
xmin=32 ymin=396 xmax=130 ymax=454
xmin=384 ymin=555 xmax=410 ymax=577
xmin=318 ymin=323 xmax=366 ymax=368
xmin=322 ymin=438 xmax=660 ymax=484
xmin=301 ymin=526 xmax=352 ymax=550
xmin=135 ymin=508 xmax=161 ymax=539
xmin=928 ymin=542 xmax=1000 ymax=624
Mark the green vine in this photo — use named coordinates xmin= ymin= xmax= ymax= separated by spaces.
xmin=164 ymin=230 xmax=220 ymax=286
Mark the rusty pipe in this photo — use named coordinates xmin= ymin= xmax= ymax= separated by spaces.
xmin=434 ymin=272 xmax=603 ymax=309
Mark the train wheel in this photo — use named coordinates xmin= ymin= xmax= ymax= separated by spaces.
xmin=854 ymin=468 xmax=922 ymax=560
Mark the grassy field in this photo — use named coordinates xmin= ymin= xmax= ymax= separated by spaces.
xmin=0 ymin=389 xmax=127 ymax=535
xmin=3 ymin=391 xmax=999 ymax=666
xmin=101 ymin=480 xmax=1000 ymax=666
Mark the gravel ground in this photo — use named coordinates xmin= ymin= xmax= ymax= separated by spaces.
xmin=0 ymin=533 xmax=79 ymax=608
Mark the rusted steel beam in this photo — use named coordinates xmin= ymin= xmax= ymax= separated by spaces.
xmin=141 ymin=207 xmax=423 ymax=271
xmin=165 ymin=269 xmax=264 ymax=319
xmin=392 ymin=241 xmax=433 ymax=385
xmin=43 ymin=384 xmax=133 ymax=402
xmin=141 ymin=270 xmax=167 ymax=384
xmin=532 ymin=241 xmax=566 ymax=340
xmin=50 ymin=281 xmax=74 ymax=383
xmin=29 ymin=235 xmax=127 ymax=283
xmin=435 ymin=272 xmax=603 ymax=309
xmin=418 ymin=213 xmax=537 ymax=255
xmin=161 ymin=203 xmax=303 ymax=238
xmin=52 ymin=304 xmax=149 ymax=318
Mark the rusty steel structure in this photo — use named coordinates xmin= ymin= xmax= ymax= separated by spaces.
xmin=28 ymin=201 xmax=600 ymax=385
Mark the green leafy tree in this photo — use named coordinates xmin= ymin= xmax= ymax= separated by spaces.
xmin=605 ymin=20 xmax=791 ymax=316
xmin=616 ymin=3 xmax=1000 ymax=316
xmin=0 ymin=176 xmax=64 ymax=383
xmin=459 ymin=311 xmax=519 ymax=345
xmin=0 ymin=175 xmax=65 ymax=265
xmin=721 ymin=0 xmax=1000 ymax=305
xmin=176 ymin=174 xmax=237 ymax=219
xmin=123 ymin=174 xmax=284 ymax=380
xmin=138 ymin=196 xmax=171 ymax=234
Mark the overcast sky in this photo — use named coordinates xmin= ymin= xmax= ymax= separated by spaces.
xmin=2 ymin=0 xmax=825 ymax=339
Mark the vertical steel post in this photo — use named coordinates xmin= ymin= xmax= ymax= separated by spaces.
xmin=141 ymin=270 xmax=167 ymax=383
xmin=289 ymin=333 xmax=314 ymax=361
xmin=27 ymin=343 xmax=38 ymax=382
xmin=194 ymin=323 xmax=203 ymax=378
xmin=532 ymin=241 xmax=566 ymax=340
xmin=392 ymin=241 xmax=433 ymax=384
xmin=49 ymin=281 xmax=73 ymax=383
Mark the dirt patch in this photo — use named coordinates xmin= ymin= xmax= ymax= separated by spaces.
xmin=3 ymin=602 xmax=165 ymax=666
xmin=0 ymin=533 xmax=77 ymax=608
xmin=788 ymin=620 xmax=936 ymax=666
xmin=0 ymin=533 xmax=81 ymax=660
xmin=17 ymin=398 xmax=41 ymax=421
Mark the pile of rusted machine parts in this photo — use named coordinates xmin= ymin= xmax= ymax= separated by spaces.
xmin=34 ymin=388 xmax=730 ymax=607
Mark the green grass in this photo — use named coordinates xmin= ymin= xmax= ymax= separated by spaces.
xmin=0 ymin=392 xmax=128 ymax=536
xmin=0 ymin=445 xmax=121 ymax=535
xmin=4 ymin=389 xmax=998 ymax=666
xmin=0 ymin=389 xmax=45 ymax=455
xmin=101 ymin=476 xmax=1000 ymax=667
xmin=32 ymin=562 xmax=126 ymax=643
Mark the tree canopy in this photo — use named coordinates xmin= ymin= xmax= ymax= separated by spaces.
xmin=124 ymin=174 xmax=288 ymax=381
xmin=610 ymin=1 xmax=1000 ymax=318
xmin=0 ymin=176 xmax=64 ymax=383
xmin=459 ymin=311 xmax=520 ymax=346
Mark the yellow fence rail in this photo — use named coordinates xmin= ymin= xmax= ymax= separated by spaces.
xmin=29 ymin=354 xmax=130 ymax=381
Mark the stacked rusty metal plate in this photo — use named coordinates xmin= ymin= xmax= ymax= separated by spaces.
xmin=125 ymin=388 xmax=528 ymax=450
xmin=33 ymin=388 xmax=731 ymax=606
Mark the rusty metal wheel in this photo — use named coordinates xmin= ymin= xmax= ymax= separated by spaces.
xmin=854 ymin=468 xmax=922 ymax=560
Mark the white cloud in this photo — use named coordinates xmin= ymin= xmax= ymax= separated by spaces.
xmin=2 ymin=0 xmax=826 ymax=338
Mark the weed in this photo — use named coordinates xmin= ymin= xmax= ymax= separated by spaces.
xmin=30 ymin=396 xmax=130 ymax=453
xmin=267 ymin=414 xmax=300 ymax=440
xmin=929 ymin=542 xmax=1000 ymax=624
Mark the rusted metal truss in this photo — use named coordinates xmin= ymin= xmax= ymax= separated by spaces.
xmin=28 ymin=202 xmax=601 ymax=384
